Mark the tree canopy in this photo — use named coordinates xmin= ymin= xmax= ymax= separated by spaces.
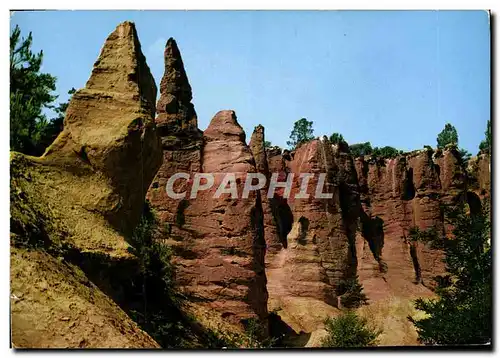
xmin=329 ymin=132 xmax=344 ymax=145
xmin=372 ymin=146 xmax=401 ymax=159
xmin=479 ymin=120 xmax=491 ymax=154
xmin=349 ymin=142 xmax=373 ymax=158
xmin=287 ymin=118 xmax=314 ymax=149
xmin=10 ymin=24 xmax=58 ymax=155
xmin=436 ymin=123 xmax=459 ymax=149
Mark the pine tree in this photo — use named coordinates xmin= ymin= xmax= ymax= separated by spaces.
xmin=409 ymin=201 xmax=492 ymax=345
xmin=436 ymin=123 xmax=458 ymax=149
xmin=10 ymin=24 xmax=57 ymax=155
xmin=479 ymin=120 xmax=491 ymax=154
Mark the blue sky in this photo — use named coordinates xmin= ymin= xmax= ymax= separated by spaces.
xmin=10 ymin=10 xmax=490 ymax=153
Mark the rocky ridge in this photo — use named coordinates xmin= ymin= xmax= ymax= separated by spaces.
xmin=10 ymin=21 xmax=491 ymax=348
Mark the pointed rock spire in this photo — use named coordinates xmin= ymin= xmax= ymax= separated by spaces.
xmin=249 ymin=124 xmax=269 ymax=175
xmin=203 ymin=110 xmax=253 ymax=172
xmin=44 ymin=21 xmax=162 ymax=233
xmin=156 ymin=37 xmax=198 ymax=132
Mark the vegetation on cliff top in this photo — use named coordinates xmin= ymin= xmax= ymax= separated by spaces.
xmin=478 ymin=120 xmax=491 ymax=154
xmin=287 ymin=118 xmax=315 ymax=149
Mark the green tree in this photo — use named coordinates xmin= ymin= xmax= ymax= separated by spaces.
xmin=264 ymin=140 xmax=272 ymax=149
xmin=479 ymin=120 xmax=491 ymax=154
xmin=372 ymin=146 xmax=400 ymax=159
xmin=349 ymin=142 xmax=373 ymax=158
xmin=436 ymin=123 xmax=458 ymax=149
xmin=329 ymin=132 xmax=344 ymax=145
xmin=322 ymin=311 xmax=381 ymax=347
xmin=10 ymin=24 xmax=57 ymax=155
xmin=286 ymin=118 xmax=314 ymax=149
xmin=409 ymin=201 xmax=491 ymax=345
xmin=458 ymin=148 xmax=472 ymax=165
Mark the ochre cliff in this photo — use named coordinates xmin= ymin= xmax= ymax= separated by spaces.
xmin=10 ymin=21 xmax=162 ymax=348
xmin=10 ymin=22 xmax=491 ymax=349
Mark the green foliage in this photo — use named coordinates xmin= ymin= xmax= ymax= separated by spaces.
xmin=409 ymin=201 xmax=492 ymax=345
xmin=287 ymin=118 xmax=314 ymax=149
xmin=407 ymin=226 xmax=439 ymax=247
xmin=478 ymin=120 xmax=491 ymax=154
xmin=349 ymin=142 xmax=373 ymax=157
xmin=372 ymin=146 xmax=400 ymax=159
xmin=329 ymin=132 xmax=344 ymax=145
xmin=264 ymin=140 xmax=272 ymax=148
xmin=242 ymin=318 xmax=278 ymax=348
xmin=202 ymin=318 xmax=277 ymax=348
xmin=436 ymin=123 xmax=458 ymax=149
xmin=340 ymin=276 xmax=369 ymax=309
xmin=458 ymin=148 xmax=472 ymax=165
xmin=10 ymin=24 xmax=57 ymax=155
xmin=321 ymin=311 xmax=381 ymax=347
xmin=127 ymin=203 xmax=193 ymax=348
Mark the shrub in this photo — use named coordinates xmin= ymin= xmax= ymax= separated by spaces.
xmin=127 ymin=203 xmax=193 ymax=348
xmin=321 ymin=311 xmax=381 ymax=347
xmin=340 ymin=276 xmax=368 ymax=309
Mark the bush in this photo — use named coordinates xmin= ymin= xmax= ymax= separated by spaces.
xmin=340 ymin=276 xmax=368 ymax=309
xmin=202 ymin=317 xmax=277 ymax=348
xmin=127 ymin=203 xmax=194 ymax=348
xmin=321 ymin=311 xmax=381 ymax=347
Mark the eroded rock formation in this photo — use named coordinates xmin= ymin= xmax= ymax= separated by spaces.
xmin=266 ymin=138 xmax=353 ymax=331
xmin=10 ymin=21 xmax=162 ymax=348
xmin=43 ymin=21 xmax=162 ymax=235
xmin=249 ymin=126 xmax=281 ymax=260
xmin=184 ymin=110 xmax=268 ymax=326
xmin=146 ymin=37 xmax=203 ymax=233
xmin=146 ymin=39 xmax=268 ymax=328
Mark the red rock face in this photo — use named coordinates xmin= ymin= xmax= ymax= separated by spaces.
xmin=147 ymin=38 xmax=202 ymax=229
xmin=477 ymin=154 xmax=491 ymax=198
xmin=146 ymin=41 xmax=267 ymax=328
xmin=266 ymin=139 xmax=351 ymax=308
xmin=468 ymin=152 xmax=491 ymax=202
xmin=353 ymin=148 xmax=471 ymax=299
xmin=181 ymin=110 xmax=268 ymax=325
xmin=249 ymin=126 xmax=282 ymax=259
